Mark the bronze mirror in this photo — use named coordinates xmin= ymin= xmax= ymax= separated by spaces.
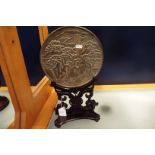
xmin=40 ymin=26 xmax=103 ymax=88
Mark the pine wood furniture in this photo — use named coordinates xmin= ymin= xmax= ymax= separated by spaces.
xmin=0 ymin=26 xmax=58 ymax=128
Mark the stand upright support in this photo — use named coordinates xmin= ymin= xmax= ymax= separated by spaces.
xmin=51 ymin=79 xmax=100 ymax=128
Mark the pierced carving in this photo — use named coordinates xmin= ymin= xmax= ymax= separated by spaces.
xmin=52 ymin=79 xmax=100 ymax=128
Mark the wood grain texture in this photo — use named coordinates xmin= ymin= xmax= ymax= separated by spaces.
xmin=0 ymin=26 xmax=55 ymax=128
xmin=94 ymin=83 xmax=155 ymax=90
xmin=38 ymin=26 xmax=49 ymax=45
xmin=32 ymin=89 xmax=58 ymax=129
xmin=0 ymin=26 xmax=23 ymax=128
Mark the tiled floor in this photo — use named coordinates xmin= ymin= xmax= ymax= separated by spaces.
xmin=48 ymin=88 xmax=155 ymax=129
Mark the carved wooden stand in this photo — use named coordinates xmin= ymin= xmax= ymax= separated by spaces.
xmin=51 ymin=79 xmax=100 ymax=128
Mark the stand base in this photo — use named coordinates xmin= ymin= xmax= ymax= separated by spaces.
xmin=51 ymin=79 xmax=100 ymax=128
xmin=55 ymin=106 xmax=100 ymax=128
xmin=0 ymin=96 xmax=9 ymax=111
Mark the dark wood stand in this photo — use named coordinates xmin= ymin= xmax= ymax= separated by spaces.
xmin=51 ymin=79 xmax=100 ymax=128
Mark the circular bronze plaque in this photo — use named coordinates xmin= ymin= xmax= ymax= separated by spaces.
xmin=40 ymin=27 xmax=103 ymax=88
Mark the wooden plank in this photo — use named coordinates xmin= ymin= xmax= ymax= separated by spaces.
xmin=0 ymin=26 xmax=35 ymax=128
xmin=32 ymin=76 xmax=50 ymax=94
xmin=38 ymin=26 xmax=49 ymax=45
xmin=0 ymin=26 xmax=58 ymax=128
xmin=0 ymin=84 xmax=57 ymax=129
xmin=32 ymin=89 xmax=58 ymax=129
xmin=2 ymin=82 xmax=155 ymax=93
xmin=8 ymin=121 xmax=15 ymax=129
xmin=0 ymin=42 xmax=21 ymax=128
xmin=0 ymin=27 xmax=50 ymax=128
xmin=94 ymin=83 xmax=155 ymax=90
